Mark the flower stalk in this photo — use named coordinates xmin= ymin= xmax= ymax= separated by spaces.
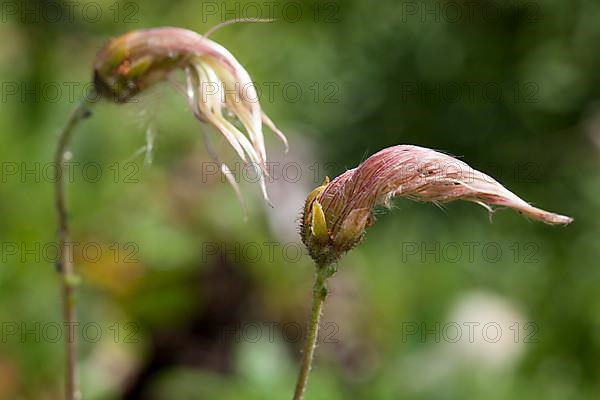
xmin=54 ymin=96 xmax=95 ymax=400
xmin=293 ymin=263 xmax=335 ymax=400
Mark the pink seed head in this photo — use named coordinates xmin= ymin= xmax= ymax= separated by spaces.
xmin=301 ymin=145 xmax=573 ymax=265
xmin=93 ymin=27 xmax=288 ymax=205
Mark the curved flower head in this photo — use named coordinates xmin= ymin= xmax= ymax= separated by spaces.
xmin=301 ymin=145 xmax=573 ymax=266
xmin=93 ymin=27 xmax=287 ymax=204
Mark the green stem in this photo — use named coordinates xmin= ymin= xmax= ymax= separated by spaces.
xmin=54 ymin=97 xmax=94 ymax=400
xmin=293 ymin=265 xmax=331 ymax=400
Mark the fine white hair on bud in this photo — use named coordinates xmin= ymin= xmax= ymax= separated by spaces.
xmin=93 ymin=27 xmax=288 ymax=206
xmin=301 ymin=145 xmax=573 ymax=265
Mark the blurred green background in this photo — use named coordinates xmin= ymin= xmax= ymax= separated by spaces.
xmin=1 ymin=0 xmax=599 ymax=399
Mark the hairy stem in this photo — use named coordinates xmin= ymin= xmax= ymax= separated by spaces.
xmin=54 ymin=97 xmax=94 ymax=400
xmin=293 ymin=265 xmax=331 ymax=400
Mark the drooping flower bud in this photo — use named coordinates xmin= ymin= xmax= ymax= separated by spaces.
xmin=93 ymin=27 xmax=288 ymax=204
xmin=301 ymin=145 xmax=573 ymax=266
